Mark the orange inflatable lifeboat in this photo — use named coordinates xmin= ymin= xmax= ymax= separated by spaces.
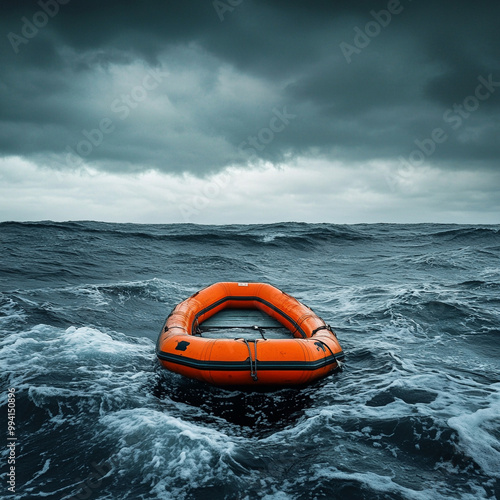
xmin=156 ymin=282 xmax=344 ymax=387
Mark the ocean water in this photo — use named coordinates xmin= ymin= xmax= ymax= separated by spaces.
xmin=1 ymin=221 xmax=499 ymax=500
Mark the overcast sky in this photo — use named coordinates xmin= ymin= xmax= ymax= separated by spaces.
xmin=1 ymin=0 xmax=499 ymax=224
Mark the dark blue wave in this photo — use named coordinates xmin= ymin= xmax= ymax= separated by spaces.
xmin=1 ymin=220 xmax=500 ymax=500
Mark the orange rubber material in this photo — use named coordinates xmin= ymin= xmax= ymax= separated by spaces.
xmin=156 ymin=282 xmax=344 ymax=387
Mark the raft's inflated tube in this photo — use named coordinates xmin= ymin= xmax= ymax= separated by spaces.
xmin=156 ymin=282 xmax=344 ymax=386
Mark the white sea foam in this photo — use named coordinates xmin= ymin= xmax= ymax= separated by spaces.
xmin=98 ymin=408 xmax=243 ymax=498
xmin=0 ymin=295 xmax=27 ymax=327
xmin=1 ymin=324 xmax=154 ymax=398
xmin=260 ymin=232 xmax=287 ymax=243
xmin=74 ymin=285 xmax=111 ymax=308
xmin=448 ymin=384 xmax=500 ymax=478
xmin=479 ymin=267 xmax=500 ymax=280
xmin=303 ymin=468 xmax=484 ymax=500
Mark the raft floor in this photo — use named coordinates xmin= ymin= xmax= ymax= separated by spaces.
xmin=200 ymin=308 xmax=291 ymax=339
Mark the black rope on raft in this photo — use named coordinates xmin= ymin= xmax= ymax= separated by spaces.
xmin=241 ymin=339 xmax=259 ymax=381
xmin=315 ymin=339 xmax=344 ymax=372
xmin=311 ymin=324 xmax=337 ymax=337
xmin=252 ymin=325 xmax=267 ymax=340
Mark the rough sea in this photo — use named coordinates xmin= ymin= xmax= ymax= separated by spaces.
xmin=1 ymin=221 xmax=499 ymax=500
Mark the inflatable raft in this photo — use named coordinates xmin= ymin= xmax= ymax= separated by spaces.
xmin=156 ymin=282 xmax=344 ymax=387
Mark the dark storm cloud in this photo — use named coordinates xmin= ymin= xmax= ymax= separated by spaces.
xmin=1 ymin=0 xmax=500 ymax=174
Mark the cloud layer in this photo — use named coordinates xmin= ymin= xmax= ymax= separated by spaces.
xmin=1 ymin=1 xmax=499 ymax=222
xmin=2 ymin=156 xmax=499 ymax=224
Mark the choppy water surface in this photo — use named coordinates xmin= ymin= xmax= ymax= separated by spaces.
xmin=1 ymin=221 xmax=499 ymax=499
